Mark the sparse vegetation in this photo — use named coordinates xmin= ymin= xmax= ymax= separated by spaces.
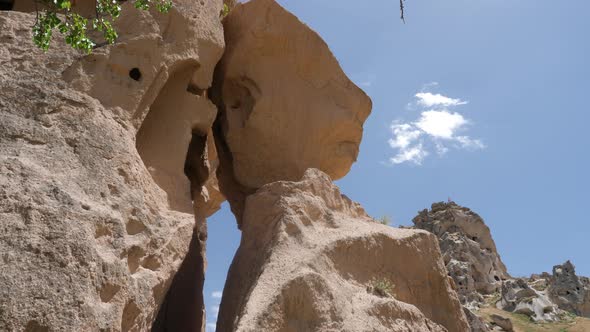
xmin=371 ymin=278 xmax=394 ymax=297
xmin=221 ymin=3 xmax=230 ymax=18
xmin=478 ymin=305 xmax=590 ymax=332
xmin=32 ymin=0 xmax=172 ymax=53
xmin=376 ymin=215 xmax=391 ymax=226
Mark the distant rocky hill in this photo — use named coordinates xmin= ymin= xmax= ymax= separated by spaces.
xmin=413 ymin=202 xmax=590 ymax=331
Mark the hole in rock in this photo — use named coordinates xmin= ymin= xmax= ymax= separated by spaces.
xmin=0 ymin=0 xmax=14 ymax=10
xmin=135 ymin=62 xmax=200 ymax=213
xmin=203 ymin=202 xmax=241 ymax=332
xmin=129 ymin=68 xmax=141 ymax=81
xmin=494 ymin=275 xmax=500 ymax=281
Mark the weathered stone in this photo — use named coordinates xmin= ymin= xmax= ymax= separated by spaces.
xmin=497 ymin=278 xmax=560 ymax=321
xmin=413 ymin=202 xmax=509 ymax=305
xmin=464 ymin=307 xmax=490 ymax=332
xmin=212 ymin=0 xmax=372 ymax=191
xmin=490 ymin=314 xmax=513 ymax=331
xmin=0 ymin=1 xmax=225 ymax=330
xmin=217 ymin=169 xmax=469 ymax=332
xmin=548 ymin=261 xmax=590 ymax=317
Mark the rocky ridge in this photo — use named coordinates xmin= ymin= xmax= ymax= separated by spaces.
xmin=413 ymin=202 xmax=590 ymax=331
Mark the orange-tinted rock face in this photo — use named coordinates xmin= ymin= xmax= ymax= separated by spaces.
xmin=213 ymin=0 xmax=371 ymax=190
xmin=1 ymin=1 xmax=474 ymax=331
xmin=0 ymin=0 xmax=225 ymax=330
xmin=216 ymin=169 xmax=469 ymax=332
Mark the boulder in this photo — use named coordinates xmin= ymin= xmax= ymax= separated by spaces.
xmin=212 ymin=0 xmax=372 ymax=190
xmin=490 ymin=314 xmax=513 ymax=331
xmin=0 ymin=0 xmax=225 ymax=330
xmin=463 ymin=307 xmax=490 ymax=332
xmin=216 ymin=169 xmax=469 ymax=332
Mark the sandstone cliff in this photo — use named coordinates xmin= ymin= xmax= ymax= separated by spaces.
xmin=217 ymin=169 xmax=469 ymax=332
xmin=0 ymin=1 xmax=225 ymax=330
xmin=1 ymin=0 xmax=475 ymax=331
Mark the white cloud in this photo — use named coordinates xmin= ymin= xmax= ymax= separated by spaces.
xmin=415 ymin=92 xmax=467 ymax=108
xmin=456 ymin=136 xmax=486 ymax=150
xmin=207 ymin=290 xmax=223 ymax=331
xmin=434 ymin=141 xmax=449 ymax=155
xmin=387 ymin=87 xmax=484 ymax=165
xmin=388 ymin=123 xmax=422 ymax=149
xmin=390 ymin=143 xmax=428 ymax=165
xmin=415 ymin=110 xmax=467 ymax=139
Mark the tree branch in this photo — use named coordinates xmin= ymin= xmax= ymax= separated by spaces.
xmin=400 ymin=0 xmax=406 ymax=23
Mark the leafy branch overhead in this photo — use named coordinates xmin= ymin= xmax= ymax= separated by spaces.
xmin=33 ymin=0 xmax=406 ymax=53
xmin=33 ymin=0 xmax=172 ymax=53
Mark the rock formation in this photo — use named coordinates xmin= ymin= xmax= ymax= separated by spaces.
xmin=212 ymin=0 xmax=371 ymax=191
xmin=209 ymin=2 xmax=470 ymax=331
xmin=548 ymin=261 xmax=590 ymax=317
xmin=413 ymin=202 xmax=509 ymax=306
xmin=1 ymin=0 xmax=478 ymax=331
xmin=0 ymin=0 xmax=225 ymax=330
xmin=216 ymin=169 xmax=469 ymax=332
xmin=413 ymin=202 xmax=590 ymax=329
xmin=498 ymin=278 xmax=559 ymax=321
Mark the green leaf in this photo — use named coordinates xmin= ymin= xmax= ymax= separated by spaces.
xmin=32 ymin=0 xmax=172 ymax=53
xmin=156 ymin=0 xmax=172 ymax=13
xmin=134 ymin=0 xmax=150 ymax=11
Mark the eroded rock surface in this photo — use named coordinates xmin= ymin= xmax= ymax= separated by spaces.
xmin=217 ymin=169 xmax=469 ymax=332
xmin=0 ymin=1 xmax=224 ymax=330
xmin=212 ymin=0 xmax=371 ymax=191
xmin=413 ymin=202 xmax=590 ymax=327
xmin=497 ymin=278 xmax=560 ymax=321
xmin=413 ymin=202 xmax=509 ymax=306
xmin=548 ymin=261 xmax=590 ymax=317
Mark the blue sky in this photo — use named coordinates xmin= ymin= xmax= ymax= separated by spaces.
xmin=204 ymin=0 xmax=590 ymax=329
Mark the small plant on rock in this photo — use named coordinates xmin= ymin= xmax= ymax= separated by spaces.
xmin=370 ymin=278 xmax=394 ymax=297
xmin=376 ymin=215 xmax=391 ymax=226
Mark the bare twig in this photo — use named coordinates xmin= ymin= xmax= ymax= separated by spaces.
xmin=400 ymin=0 xmax=406 ymax=23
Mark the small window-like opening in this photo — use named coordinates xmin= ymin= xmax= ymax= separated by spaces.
xmin=494 ymin=276 xmax=500 ymax=281
xmin=0 ymin=0 xmax=14 ymax=10
xmin=471 ymin=236 xmax=478 ymax=241
xmin=129 ymin=68 xmax=141 ymax=81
